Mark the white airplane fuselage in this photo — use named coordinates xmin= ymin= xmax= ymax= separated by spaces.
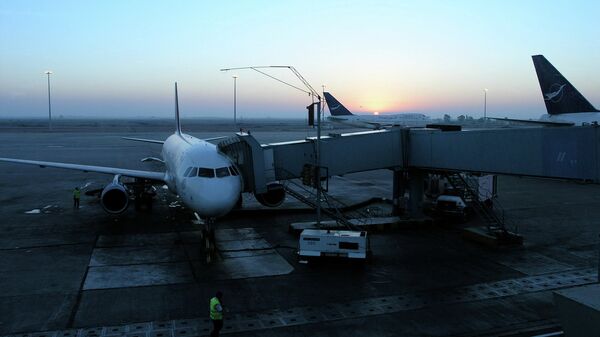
xmin=328 ymin=113 xmax=430 ymax=129
xmin=540 ymin=112 xmax=600 ymax=125
xmin=0 ymin=83 xmax=243 ymax=219
xmin=162 ymin=133 xmax=242 ymax=218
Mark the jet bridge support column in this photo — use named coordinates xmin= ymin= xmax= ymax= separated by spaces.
xmin=392 ymin=169 xmax=407 ymax=216
xmin=407 ymin=169 xmax=426 ymax=218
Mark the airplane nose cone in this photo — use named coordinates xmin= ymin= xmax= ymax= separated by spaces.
xmin=192 ymin=178 xmax=241 ymax=218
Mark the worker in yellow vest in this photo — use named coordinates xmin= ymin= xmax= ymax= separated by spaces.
xmin=209 ymin=291 xmax=224 ymax=337
xmin=73 ymin=187 xmax=81 ymax=209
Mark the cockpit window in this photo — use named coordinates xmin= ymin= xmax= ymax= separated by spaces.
xmin=216 ymin=167 xmax=230 ymax=178
xmin=183 ymin=167 xmax=192 ymax=177
xmin=188 ymin=167 xmax=198 ymax=177
xmin=229 ymin=166 xmax=240 ymax=176
xmin=198 ymin=167 xmax=215 ymax=178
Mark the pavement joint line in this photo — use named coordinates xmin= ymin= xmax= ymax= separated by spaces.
xmin=0 ymin=242 xmax=92 ymax=251
xmin=3 ymin=267 xmax=597 ymax=337
xmin=66 ymin=235 xmax=99 ymax=328
xmin=175 ymin=231 xmax=199 ymax=283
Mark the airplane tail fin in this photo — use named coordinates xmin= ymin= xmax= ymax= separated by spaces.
xmin=532 ymin=55 xmax=598 ymax=114
xmin=174 ymin=82 xmax=182 ymax=135
xmin=324 ymin=92 xmax=354 ymax=116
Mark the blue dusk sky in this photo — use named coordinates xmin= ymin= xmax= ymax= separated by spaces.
xmin=1 ymin=1 xmax=599 ymax=119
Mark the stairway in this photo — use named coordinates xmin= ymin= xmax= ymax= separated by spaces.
xmin=444 ymin=173 xmax=512 ymax=234
xmin=281 ymin=178 xmax=369 ymax=230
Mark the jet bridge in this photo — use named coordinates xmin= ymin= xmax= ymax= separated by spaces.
xmin=219 ymin=130 xmax=406 ymax=192
xmin=219 ymin=126 xmax=600 ymax=216
xmin=408 ymin=126 xmax=600 ymax=180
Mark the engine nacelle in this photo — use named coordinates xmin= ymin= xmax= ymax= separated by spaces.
xmin=101 ymin=181 xmax=129 ymax=214
xmin=254 ymin=182 xmax=286 ymax=207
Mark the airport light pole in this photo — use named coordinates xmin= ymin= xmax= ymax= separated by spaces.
xmin=483 ymin=88 xmax=488 ymax=120
xmin=45 ymin=71 xmax=53 ymax=130
xmin=315 ymin=99 xmax=322 ymax=226
xmin=233 ymin=75 xmax=238 ymax=128
xmin=220 ymin=66 xmax=324 ymax=226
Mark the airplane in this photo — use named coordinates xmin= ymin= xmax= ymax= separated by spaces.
xmin=323 ymin=92 xmax=431 ymax=129
xmin=0 ymin=83 xmax=287 ymax=233
xmin=488 ymin=55 xmax=600 ymax=126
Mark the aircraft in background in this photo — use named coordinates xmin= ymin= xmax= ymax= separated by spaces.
xmin=0 ymin=83 xmax=261 ymax=228
xmin=324 ymin=92 xmax=431 ymax=129
xmin=488 ymin=55 xmax=600 ymax=126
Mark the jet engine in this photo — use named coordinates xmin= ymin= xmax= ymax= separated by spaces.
xmin=254 ymin=182 xmax=286 ymax=207
xmin=101 ymin=176 xmax=129 ymax=214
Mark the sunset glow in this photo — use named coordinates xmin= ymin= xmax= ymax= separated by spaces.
xmin=1 ymin=1 xmax=599 ymax=119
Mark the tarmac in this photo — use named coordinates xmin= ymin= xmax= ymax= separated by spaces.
xmin=0 ymin=119 xmax=599 ymax=337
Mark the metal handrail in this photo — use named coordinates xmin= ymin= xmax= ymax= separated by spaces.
xmin=445 ymin=173 xmax=517 ymax=234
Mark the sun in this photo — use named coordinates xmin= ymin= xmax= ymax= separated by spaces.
xmin=373 ymin=111 xmax=380 ymax=116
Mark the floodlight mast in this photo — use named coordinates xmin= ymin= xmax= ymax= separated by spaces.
xmin=45 ymin=71 xmax=53 ymax=130
xmin=220 ymin=66 xmax=320 ymax=99
xmin=220 ymin=66 xmax=324 ymax=226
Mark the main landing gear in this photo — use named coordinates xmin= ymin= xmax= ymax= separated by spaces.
xmin=132 ymin=178 xmax=156 ymax=211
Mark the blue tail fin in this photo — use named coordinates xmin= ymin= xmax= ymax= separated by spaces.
xmin=532 ymin=55 xmax=598 ymax=114
xmin=174 ymin=82 xmax=182 ymax=135
xmin=324 ymin=92 xmax=354 ymax=116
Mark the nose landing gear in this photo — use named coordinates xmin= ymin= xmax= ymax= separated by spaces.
xmin=197 ymin=215 xmax=217 ymax=263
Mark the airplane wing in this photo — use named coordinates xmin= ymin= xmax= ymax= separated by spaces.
xmin=364 ymin=121 xmax=394 ymax=130
xmin=487 ymin=117 xmax=574 ymax=127
xmin=122 ymin=136 xmax=227 ymax=144
xmin=327 ymin=116 xmax=385 ymax=130
xmin=122 ymin=137 xmax=164 ymax=144
xmin=0 ymin=158 xmax=166 ymax=182
xmin=202 ymin=136 xmax=229 ymax=142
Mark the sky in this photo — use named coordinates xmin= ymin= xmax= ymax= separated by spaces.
xmin=1 ymin=0 xmax=599 ymax=119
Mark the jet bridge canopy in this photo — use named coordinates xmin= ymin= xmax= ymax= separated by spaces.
xmin=218 ymin=126 xmax=600 ymax=194
xmin=408 ymin=126 xmax=600 ymax=181
xmin=218 ymin=130 xmax=406 ymax=194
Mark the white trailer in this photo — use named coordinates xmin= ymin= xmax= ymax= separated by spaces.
xmin=298 ymin=229 xmax=370 ymax=260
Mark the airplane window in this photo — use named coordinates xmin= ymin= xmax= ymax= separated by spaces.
xmin=198 ymin=167 xmax=215 ymax=178
xmin=216 ymin=167 xmax=230 ymax=178
xmin=188 ymin=167 xmax=198 ymax=177
xmin=229 ymin=166 xmax=239 ymax=176
xmin=183 ymin=167 xmax=192 ymax=177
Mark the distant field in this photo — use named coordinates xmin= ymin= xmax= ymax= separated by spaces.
xmin=0 ymin=118 xmax=310 ymax=133
xmin=0 ymin=117 xmax=512 ymax=133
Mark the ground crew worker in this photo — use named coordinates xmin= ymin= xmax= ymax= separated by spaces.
xmin=73 ymin=187 xmax=80 ymax=209
xmin=209 ymin=291 xmax=224 ymax=337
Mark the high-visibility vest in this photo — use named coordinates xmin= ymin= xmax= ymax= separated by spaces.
xmin=73 ymin=189 xmax=80 ymax=198
xmin=210 ymin=297 xmax=223 ymax=320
